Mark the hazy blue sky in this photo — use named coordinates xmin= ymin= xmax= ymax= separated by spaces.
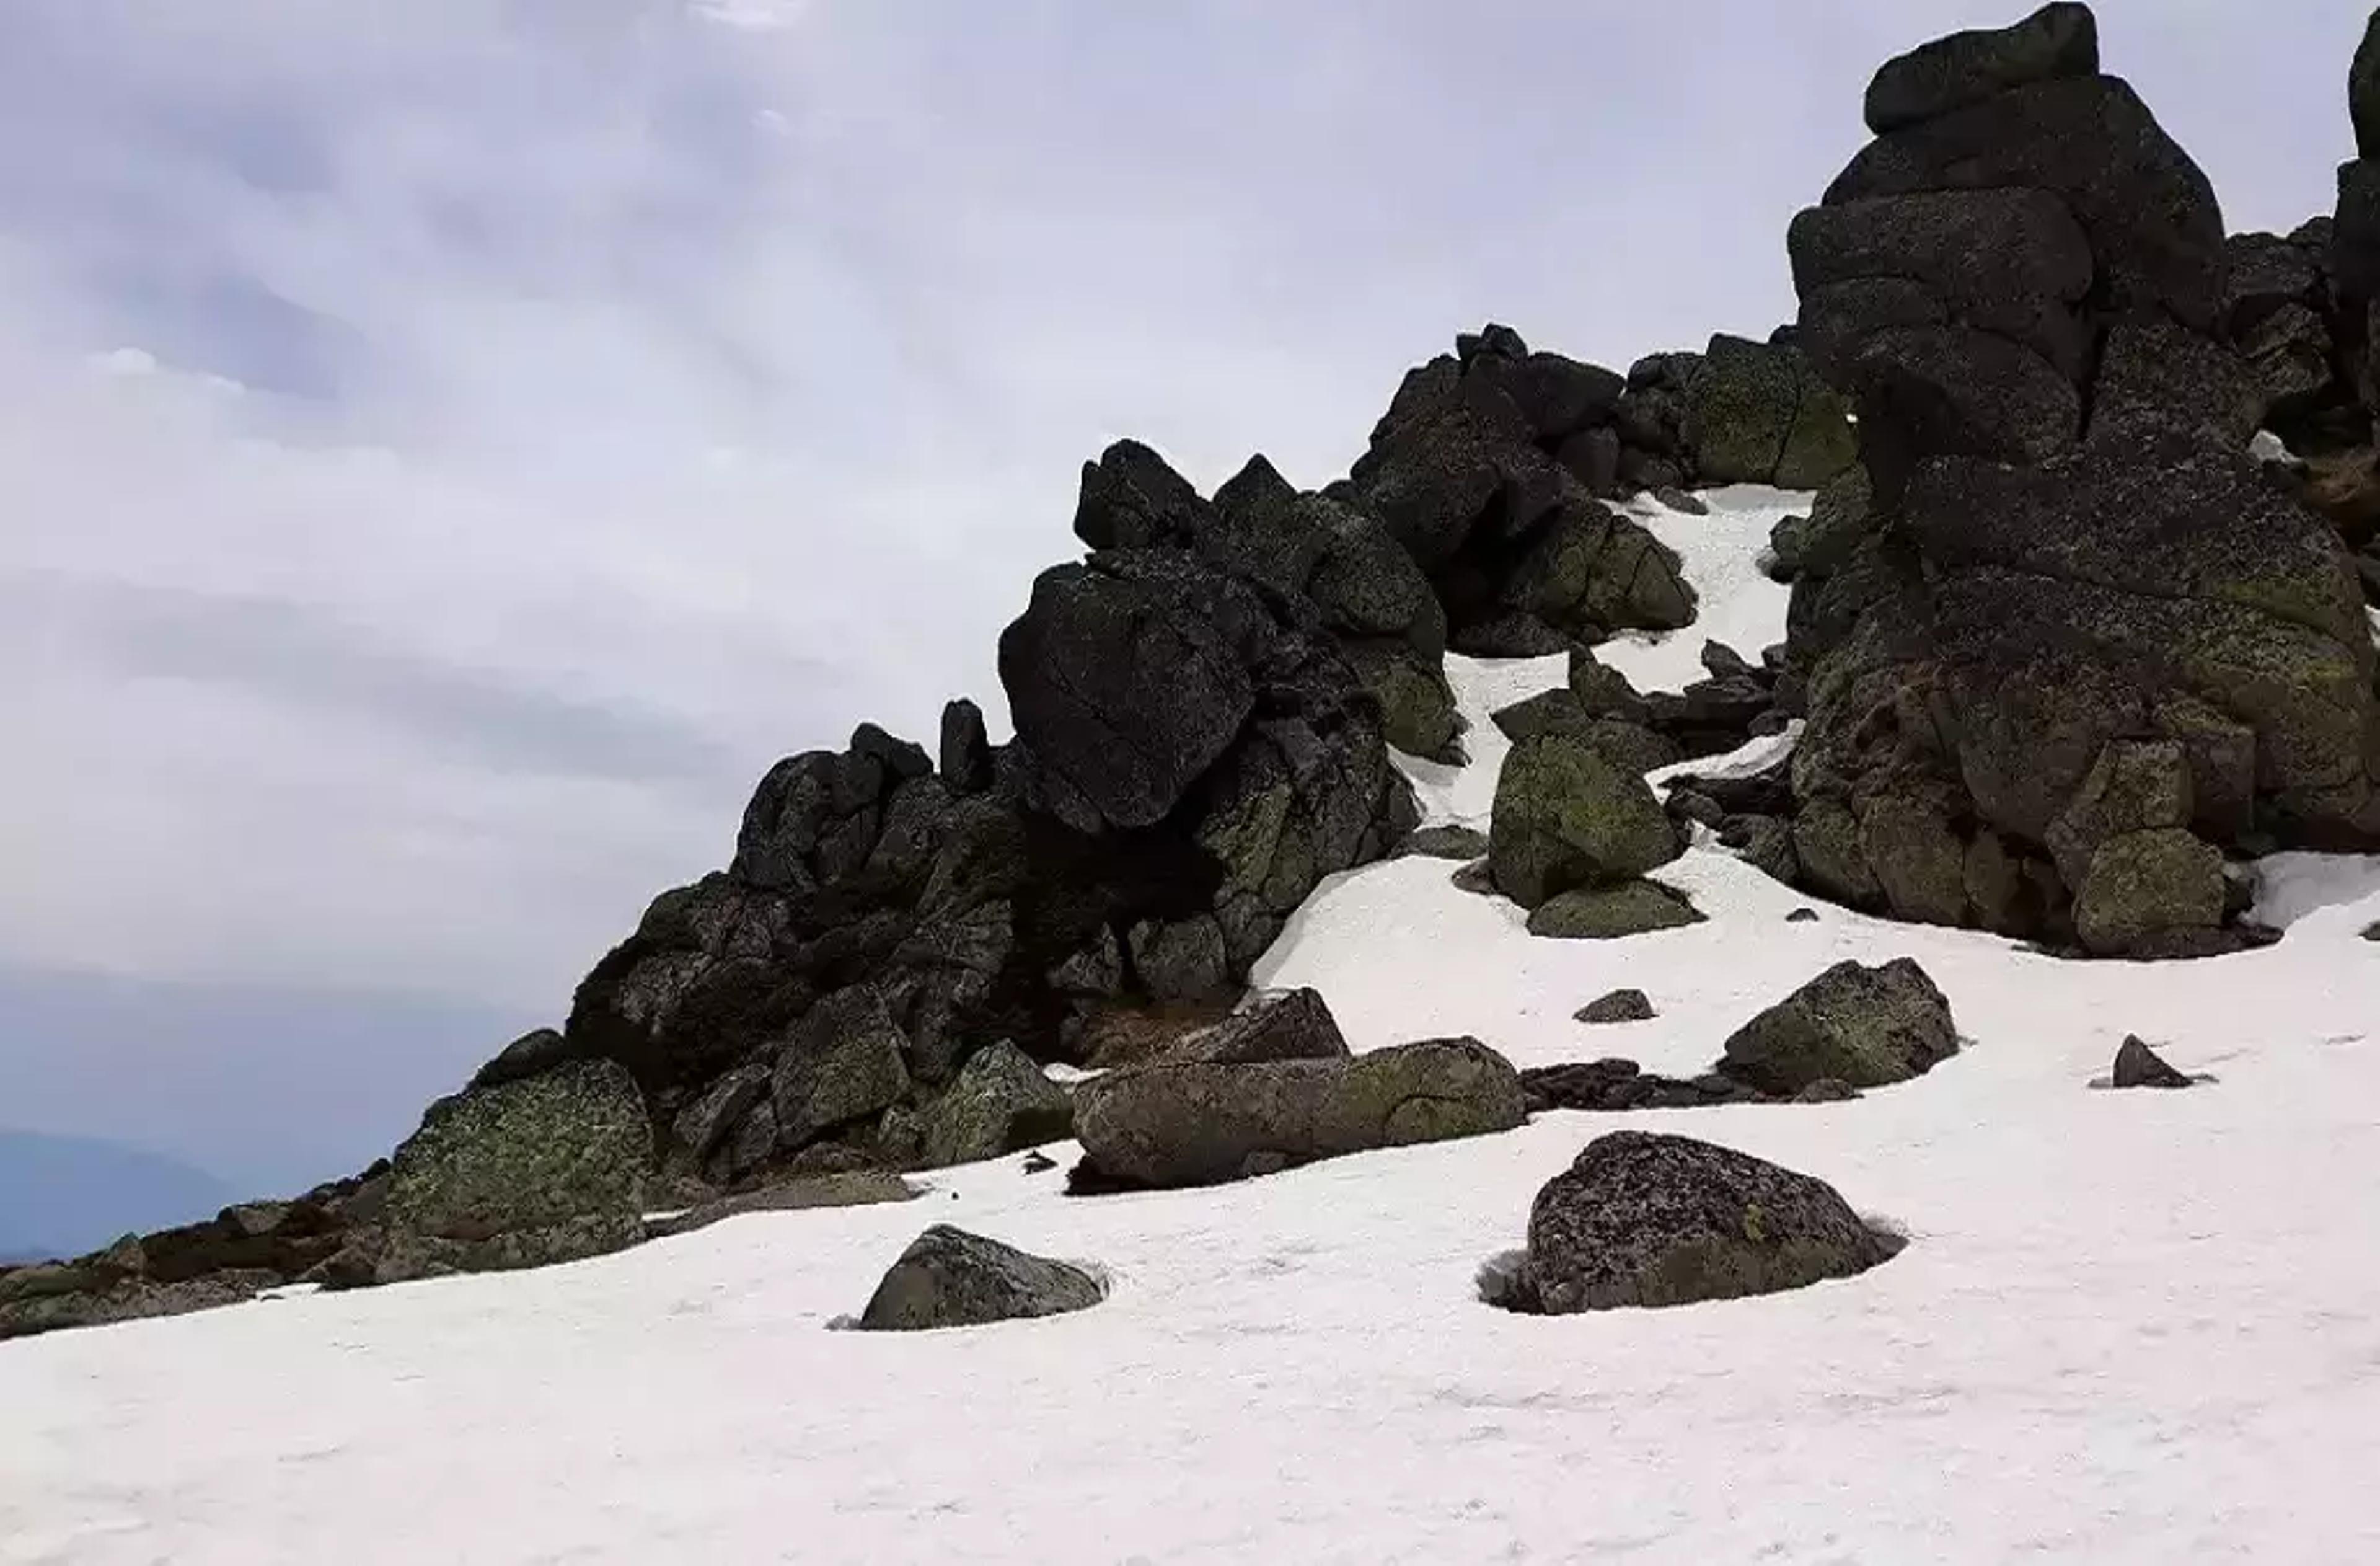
xmin=2 ymin=0 xmax=2369 ymax=1198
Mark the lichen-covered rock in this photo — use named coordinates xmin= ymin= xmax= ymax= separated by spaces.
xmin=1526 ymin=881 xmax=1706 ymax=940
xmin=772 ymin=985 xmax=913 ymax=1152
xmin=919 ymin=1042 xmax=1075 ymax=1169
xmin=1518 ymin=1131 xmax=1901 ymax=1312
xmin=1491 ymin=734 xmax=1682 ymax=908
xmin=382 ymin=1059 xmax=651 ymax=1278
xmin=2072 ymin=828 xmax=2226 ymax=957
xmin=1719 ymin=958 xmax=1959 ymax=1095
xmin=1686 ymin=334 xmax=1857 ymax=489
xmin=853 ymin=1225 xmax=1104 ymax=1331
xmin=1070 ymin=1037 xmax=1526 ymax=1190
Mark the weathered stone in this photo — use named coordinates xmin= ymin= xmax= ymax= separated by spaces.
xmin=671 ymin=1063 xmax=772 ymax=1167
xmin=919 ymin=1042 xmax=1075 ymax=1168
xmin=1527 ymin=881 xmax=1706 ymax=940
xmin=772 ymin=986 xmax=913 ymax=1152
xmin=938 ymin=698 xmax=994 ymax=793
xmin=1165 ymin=988 xmax=1351 ymax=1067
xmin=1577 ymin=988 xmax=1657 ymax=1025
xmin=2111 ymin=1035 xmax=2196 ymax=1089
xmin=383 ymin=1059 xmax=651 ymax=1277
xmin=1490 ymin=735 xmax=1682 ymax=908
xmin=2072 ymin=828 xmax=2226 ymax=957
xmin=1858 ymin=796 xmax=1970 ymax=926
xmin=1719 ymin=958 xmax=1958 ymax=1094
xmin=1395 ymin=824 xmax=1491 ymax=862
xmin=1518 ymin=1131 xmax=1900 ymax=1313
xmin=1070 ymin=1037 xmax=1527 ymax=1189
xmin=1863 ymin=3 xmax=2099 ymax=135
xmin=854 ymin=1226 xmax=1104 ymax=1331
xmin=467 ymin=1027 xmax=576 ymax=1092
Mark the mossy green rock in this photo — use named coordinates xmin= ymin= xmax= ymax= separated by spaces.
xmin=1527 ymin=881 xmax=1706 ymax=940
xmin=386 ymin=1059 xmax=651 ymax=1270
xmin=2072 ymin=828 xmax=2225 ymax=956
xmin=1719 ymin=957 xmax=1957 ymax=1094
xmin=1073 ymin=1037 xmax=1525 ymax=1189
xmin=1491 ymin=734 xmax=1681 ymax=908
xmin=919 ymin=1042 xmax=1075 ymax=1169
xmin=1687 ymin=334 xmax=1858 ymax=489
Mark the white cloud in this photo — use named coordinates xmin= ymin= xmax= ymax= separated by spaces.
xmin=0 ymin=0 xmax=2368 ymax=1030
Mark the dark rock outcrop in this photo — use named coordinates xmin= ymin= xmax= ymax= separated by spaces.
xmin=1776 ymin=3 xmax=2380 ymax=955
xmin=852 ymin=1226 xmax=1104 ymax=1331
xmin=1506 ymin=1131 xmax=1902 ymax=1312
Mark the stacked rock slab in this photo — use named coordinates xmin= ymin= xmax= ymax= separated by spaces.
xmin=1779 ymin=2 xmax=2380 ymax=953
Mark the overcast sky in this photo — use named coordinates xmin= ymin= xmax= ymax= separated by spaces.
xmin=3 ymin=0 xmax=2369 ymax=1195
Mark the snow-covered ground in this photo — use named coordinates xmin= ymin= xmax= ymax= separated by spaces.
xmin=9 ymin=487 xmax=2380 ymax=1564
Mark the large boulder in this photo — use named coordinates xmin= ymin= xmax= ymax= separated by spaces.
xmin=1718 ymin=958 xmax=1959 ymax=1095
xmin=853 ymin=1226 xmax=1104 ymax=1331
xmin=1513 ymin=1131 xmax=1902 ymax=1313
xmin=377 ymin=1060 xmax=652 ymax=1282
xmin=1490 ymin=734 xmax=1682 ymax=908
xmin=1070 ymin=1037 xmax=1527 ymax=1189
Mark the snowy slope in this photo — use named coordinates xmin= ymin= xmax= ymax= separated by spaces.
xmin=9 ymin=488 xmax=2380 ymax=1565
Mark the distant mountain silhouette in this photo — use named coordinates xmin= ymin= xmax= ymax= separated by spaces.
xmin=0 ymin=1131 xmax=239 ymax=1263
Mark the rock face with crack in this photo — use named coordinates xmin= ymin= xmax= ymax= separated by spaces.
xmin=853 ymin=1226 xmax=1104 ymax=1330
xmin=1775 ymin=2 xmax=2380 ymax=955
xmin=1514 ymin=1131 xmax=1903 ymax=1312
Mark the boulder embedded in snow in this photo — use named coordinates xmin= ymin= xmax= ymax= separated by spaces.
xmin=2110 ymin=1035 xmax=2196 ymax=1090
xmin=1514 ymin=1130 xmax=1902 ymax=1312
xmin=1490 ymin=734 xmax=1682 ymax=908
xmin=1577 ymin=988 xmax=1657 ymax=1025
xmin=1527 ymin=882 xmax=1706 ymax=940
xmin=1070 ymin=1037 xmax=1526 ymax=1190
xmin=853 ymin=1226 xmax=1104 ymax=1331
xmin=1718 ymin=958 xmax=1959 ymax=1095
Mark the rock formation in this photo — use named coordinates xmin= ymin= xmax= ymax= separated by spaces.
xmin=1754 ymin=1 xmax=2380 ymax=955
